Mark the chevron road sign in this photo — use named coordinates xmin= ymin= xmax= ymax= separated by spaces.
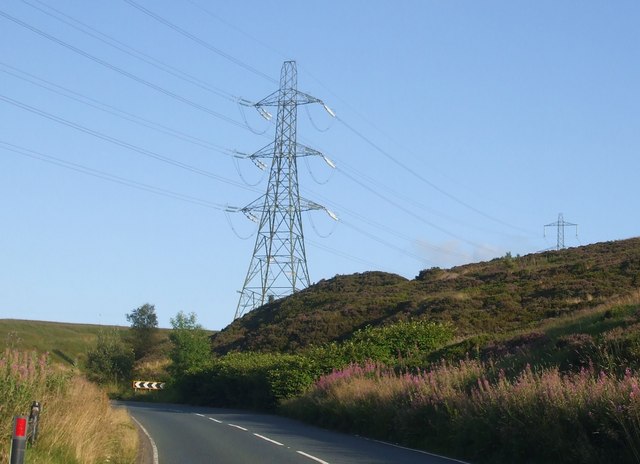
xmin=132 ymin=380 xmax=165 ymax=390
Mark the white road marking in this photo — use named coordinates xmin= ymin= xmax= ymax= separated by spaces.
xmin=364 ymin=437 xmax=470 ymax=463
xmin=208 ymin=417 xmax=223 ymax=423
xmin=253 ymin=433 xmax=284 ymax=446
xmin=228 ymin=423 xmax=248 ymax=431
xmin=296 ymin=450 xmax=330 ymax=464
xmin=130 ymin=416 xmax=159 ymax=464
xmin=195 ymin=413 xmax=205 ymax=417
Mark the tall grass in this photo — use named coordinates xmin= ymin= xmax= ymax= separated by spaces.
xmin=29 ymin=376 xmax=138 ymax=464
xmin=284 ymin=359 xmax=640 ymax=463
xmin=0 ymin=349 xmax=137 ymax=464
xmin=0 ymin=349 xmax=53 ymax=443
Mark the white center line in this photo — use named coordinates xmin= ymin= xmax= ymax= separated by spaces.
xmin=296 ymin=450 xmax=330 ymax=464
xmin=195 ymin=413 xmax=205 ymax=417
xmin=208 ymin=417 xmax=223 ymax=423
xmin=253 ymin=433 xmax=284 ymax=446
xmin=228 ymin=423 xmax=248 ymax=431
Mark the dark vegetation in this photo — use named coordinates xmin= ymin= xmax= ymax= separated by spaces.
xmin=212 ymin=238 xmax=640 ymax=353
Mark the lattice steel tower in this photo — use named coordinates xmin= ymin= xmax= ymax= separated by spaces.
xmin=544 ymin=213 xmax=578 ymax=250
xmin=234 ymin=61 xmax=335 ymax=319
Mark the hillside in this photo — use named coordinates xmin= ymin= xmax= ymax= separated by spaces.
xmin=211 ymin=237 xmax=640 ymax=354
xmin=0 ymin=319 xmax=171 ymax=367
xmin=0 ymin=319 xmax=124 ymax=366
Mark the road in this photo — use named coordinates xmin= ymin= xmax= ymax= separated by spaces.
xmin=123 ymin=402 xmax=467 ymax=464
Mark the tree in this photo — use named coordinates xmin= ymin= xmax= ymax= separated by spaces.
xmin=126 ymin=303 xmax=159 ymax=359
xmin=86 ymin=329 xmax=134 ymax=385
xmin=168 ymin=311 xmax=211 ymax=377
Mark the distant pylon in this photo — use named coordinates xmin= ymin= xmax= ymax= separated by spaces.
xmin=544 ymin=213 xmax=578 ymax=250
xmin=233 ymin=61 xmax=336 ymax=319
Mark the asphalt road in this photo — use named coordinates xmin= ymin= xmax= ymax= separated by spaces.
xmin=122 ymin=402 xmax=467 ymax=464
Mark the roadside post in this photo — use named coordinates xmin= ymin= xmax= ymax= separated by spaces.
xmin=28 ymin=401 xmax=41 ymax=445
xmin=10 ymin=416 xmax=28 ymax=464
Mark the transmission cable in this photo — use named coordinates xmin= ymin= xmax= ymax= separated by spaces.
xmin=335 ymin=165 xmax=486 ymax=249
xmin=0 ymin=9 xmax=248 ymax=130
xmin=307 ymin=239 xmax=402 ymax=273
xmin=21 ymin=0 xmax=239 ymax=103
xmin=237 ymin=101 xmax=271 ymax=136
xmin=0 ymin=62 xmax=235 ymax=158
xmin=232 ymin=156 xmax=266 ymax=187
xmin=334 ymin=158 xmax=525 ymax=239
xmin=304 ymin=187 xmax=470 ymax=260
xmin=336 ymin=116 xmax=530 ymax=234
xmin=123 ymin=0 xmax=277 ymax=84
xmin=305 ymin=105 xmax=334 ymax=133
xmin=306 ymin=211 xmax=337 ymax=239
xmin=0 ymin=93 xmax=261 ymax=193
xmin=339 ymin=219 xmax=432 ymax=265
xmin=0 ymin=140 xmax=230 ymax=210
xmin=225 ymin=210 xmax=256 ymax=240
xmin=178 ymin=3 xmax=530 ymax=236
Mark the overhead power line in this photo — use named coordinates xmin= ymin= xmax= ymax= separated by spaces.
xmin=332 ymin=158 xmax=522 ymax=239
xmin=0 ymin=140 xmax=229 ymax=210
xmin=0 ymin=93 xmax=259 ymax=193
xmin=339 ymin=219 xmax=431 ymax=265
xmin=336 ymin=165 xmax=486 ymax=249
xmin=0 ymin=9 xmax=247 ymax=130
xmin=336 ymin=116 xmax=529 ymax=234
xmin=123 ymin=0 xmax=277 ymax=84
xmin=0 ymin=62 xmax=235 ymax=157
xmin=303 ymin=187 xmax=471 ymax=260
xmin=21 ymin=0 xmax=240 ymax=103
xmin=1 ymin=139 xmax=431 ymax=271
xmin=307 ymin=239 xmax=403 ymax=274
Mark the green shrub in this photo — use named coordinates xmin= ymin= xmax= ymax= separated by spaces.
xmin=168 ymin=311 xmax=212 ymax=378
xmin=346 ymin=320 xmax=454 ymax=365
xmin=85 ymin=329 xmax=134 ymax=386
xmin=174 ymin=352 xmax=320 ymax=409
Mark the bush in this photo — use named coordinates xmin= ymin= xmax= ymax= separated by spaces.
xmin=174 ymin=352 xmax=321 ymax=410
xmin=85 ymin=329 xmax=134 ymax=386
xmin=168 ymin=311 xmax=212 ymax=378
xmin=341 ymin=321 xmax=454 ymax=366
xmin=173 ymin=321 xmax=453 ymax=409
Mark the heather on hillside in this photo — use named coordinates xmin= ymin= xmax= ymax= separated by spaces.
xmin=212 ymin=238 xmax=640 ymax=354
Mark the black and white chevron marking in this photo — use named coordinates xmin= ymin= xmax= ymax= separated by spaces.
xmin=133 ymin=380 xmax=165 ymax=390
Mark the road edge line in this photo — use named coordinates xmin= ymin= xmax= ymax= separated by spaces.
xmin=362 ymin=437 xmax=470 ymax=463
xmin=131 ymin=416 xmax=159 ymax=464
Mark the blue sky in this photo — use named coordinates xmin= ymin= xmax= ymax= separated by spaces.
xmin=1 ymin=0 xmax=638 ymax=330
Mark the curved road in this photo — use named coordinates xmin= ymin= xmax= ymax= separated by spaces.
xmin=123 ymin=402 xmax=467 ymax=464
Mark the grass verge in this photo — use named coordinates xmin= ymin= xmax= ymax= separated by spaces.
xmin=1 ymin=349 xmax=138 ymax=464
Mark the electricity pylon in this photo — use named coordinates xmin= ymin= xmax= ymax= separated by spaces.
xmin=233 ymin=61 xmax=336 ymax=319
xmin=544 ymin=213 xmax=578 ymax=250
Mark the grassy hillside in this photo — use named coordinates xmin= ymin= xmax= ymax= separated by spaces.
xmin=211 ymin=237 xmax=640 ymax=353
xmin=0 ymin=319 xmax=127 ymax=366
xmin=0 ymin=319 xmax=173 ymax=367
